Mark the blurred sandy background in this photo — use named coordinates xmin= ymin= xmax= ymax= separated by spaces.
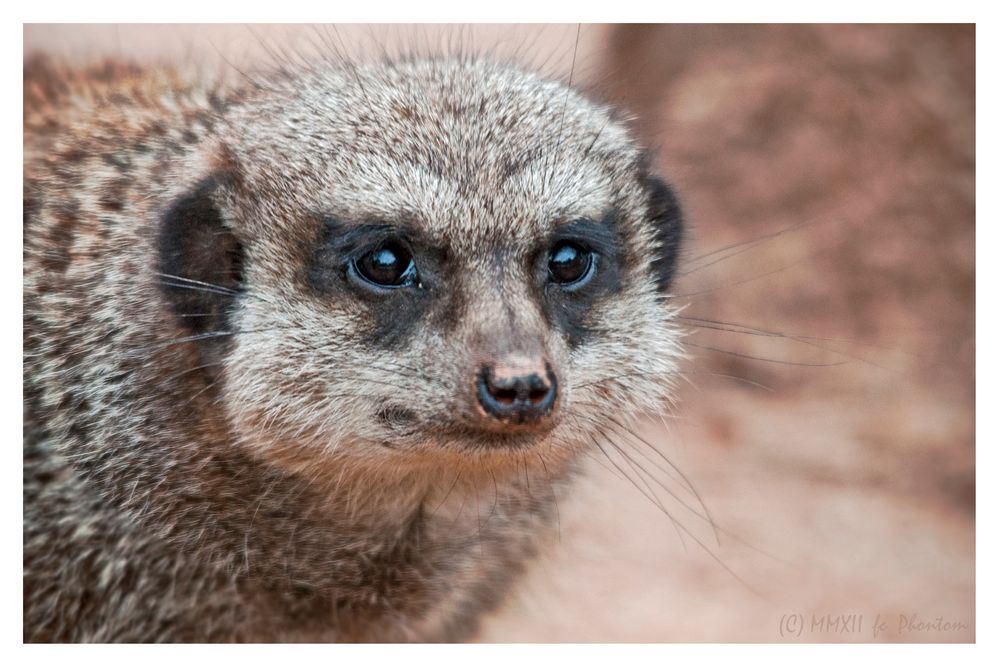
xmin=24 ymin=24 xmax=975 ymax=642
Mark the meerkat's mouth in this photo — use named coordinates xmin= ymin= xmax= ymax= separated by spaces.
xmin=374 ymin=405 xmax=557 ymax=452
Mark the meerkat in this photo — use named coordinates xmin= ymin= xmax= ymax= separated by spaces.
xmin=22 ymin=50 xmax=685 ymax=642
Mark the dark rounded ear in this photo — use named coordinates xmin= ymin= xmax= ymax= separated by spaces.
xmin=642 ymin=173 xmax=684 ymax=292
xmin=157 ymin=176 xmax=244 ymax=337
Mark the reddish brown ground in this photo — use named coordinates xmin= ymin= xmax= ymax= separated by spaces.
xmin=25 ymin=24 xmax=975 ymax=642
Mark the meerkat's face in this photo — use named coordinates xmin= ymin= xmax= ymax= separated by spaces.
xmin=161 ymin=59 xmax=683 ymax=480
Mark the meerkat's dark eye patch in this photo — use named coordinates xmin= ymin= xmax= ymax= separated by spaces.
xmin=540 ymin=214 xmax=624 ymax=347
xmin=547 ymin=216 xmax=621 ymax=258
xmin=307 ymin=218 xmax=443 ymax=348
xmin=308 ymin=220 xmax=428 ymax=295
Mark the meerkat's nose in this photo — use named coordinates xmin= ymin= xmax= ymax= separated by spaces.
xmin=475 ymin=360 xmax=558 ymax=426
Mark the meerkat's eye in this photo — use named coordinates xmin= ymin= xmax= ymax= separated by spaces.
xmin=351 ymin=241 xmax=418 ymax=288
xmin=548 ymin=241 xmax=595 ymax=287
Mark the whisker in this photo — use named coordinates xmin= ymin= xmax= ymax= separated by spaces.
xmin=537 ymin=453 xmax=561 ymax=543
xmin=429 ymin=472 xmax=462 ymax=519
xmin=545 ymin=23 xmax=582 ymax=196
xmin=681 ymin=316 xmax=902 ymax=372
xmin=156 ymin=272 xmax=241 ymax=295
xmin=329 ymin=25 xmax=375 ymax=110
xmin=682 ymin=314 xmax=906 ymax=354
xmin=135 ymin=326 xmax=296 ymax=351
xmin=569 ymin=401 xmax=792 ymax=567
xmin=671 ymin=259 xmax=806 ymax=298
xmin=680 ymin=214 xmax=831 ymax=277
xmin=570 ymin=407 xmax=719 ymax=546
xmin=601 ymin=414 xmax=719 ymax=540
xmin=677 ymin=369 xmax=776 ymax=393
xmin=607 ymin=436 xmax=690 ymax=553
xmin=586 ymin=426 xmax=688 ymax=550
xmin=601 ymin=432 xmax=764 ymax=596
xmin=685 ymin=341 xmax=848 ymax=367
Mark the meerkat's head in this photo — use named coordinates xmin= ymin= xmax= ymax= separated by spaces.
xmin=160 ymin=58 xmax=683 ymax=484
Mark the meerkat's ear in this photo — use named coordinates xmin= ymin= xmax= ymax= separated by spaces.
xmin=642 ymin=174 xmax=684 ymax=292
xmin=157 ymin=175 xmax=244 ymax=336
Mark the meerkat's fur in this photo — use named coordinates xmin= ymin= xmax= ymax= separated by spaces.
xmin=23 ymin=52 xmax=684 ymax=642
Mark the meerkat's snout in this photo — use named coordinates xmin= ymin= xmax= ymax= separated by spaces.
xmin=461 ymin=282 xmax=561 ymax=434
xmin=475 ymin=359 xmax=558 ymax=427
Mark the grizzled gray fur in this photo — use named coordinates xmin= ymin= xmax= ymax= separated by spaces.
xmin=23 ymin=53 xmax=684 ymax=642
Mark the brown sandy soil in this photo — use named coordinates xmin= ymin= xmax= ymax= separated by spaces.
xmin=24 ymin=24 xmax=975 ymax=642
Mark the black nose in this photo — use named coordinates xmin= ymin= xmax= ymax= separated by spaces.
xmin=476 ymin=362 xmax=558 ymax=424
